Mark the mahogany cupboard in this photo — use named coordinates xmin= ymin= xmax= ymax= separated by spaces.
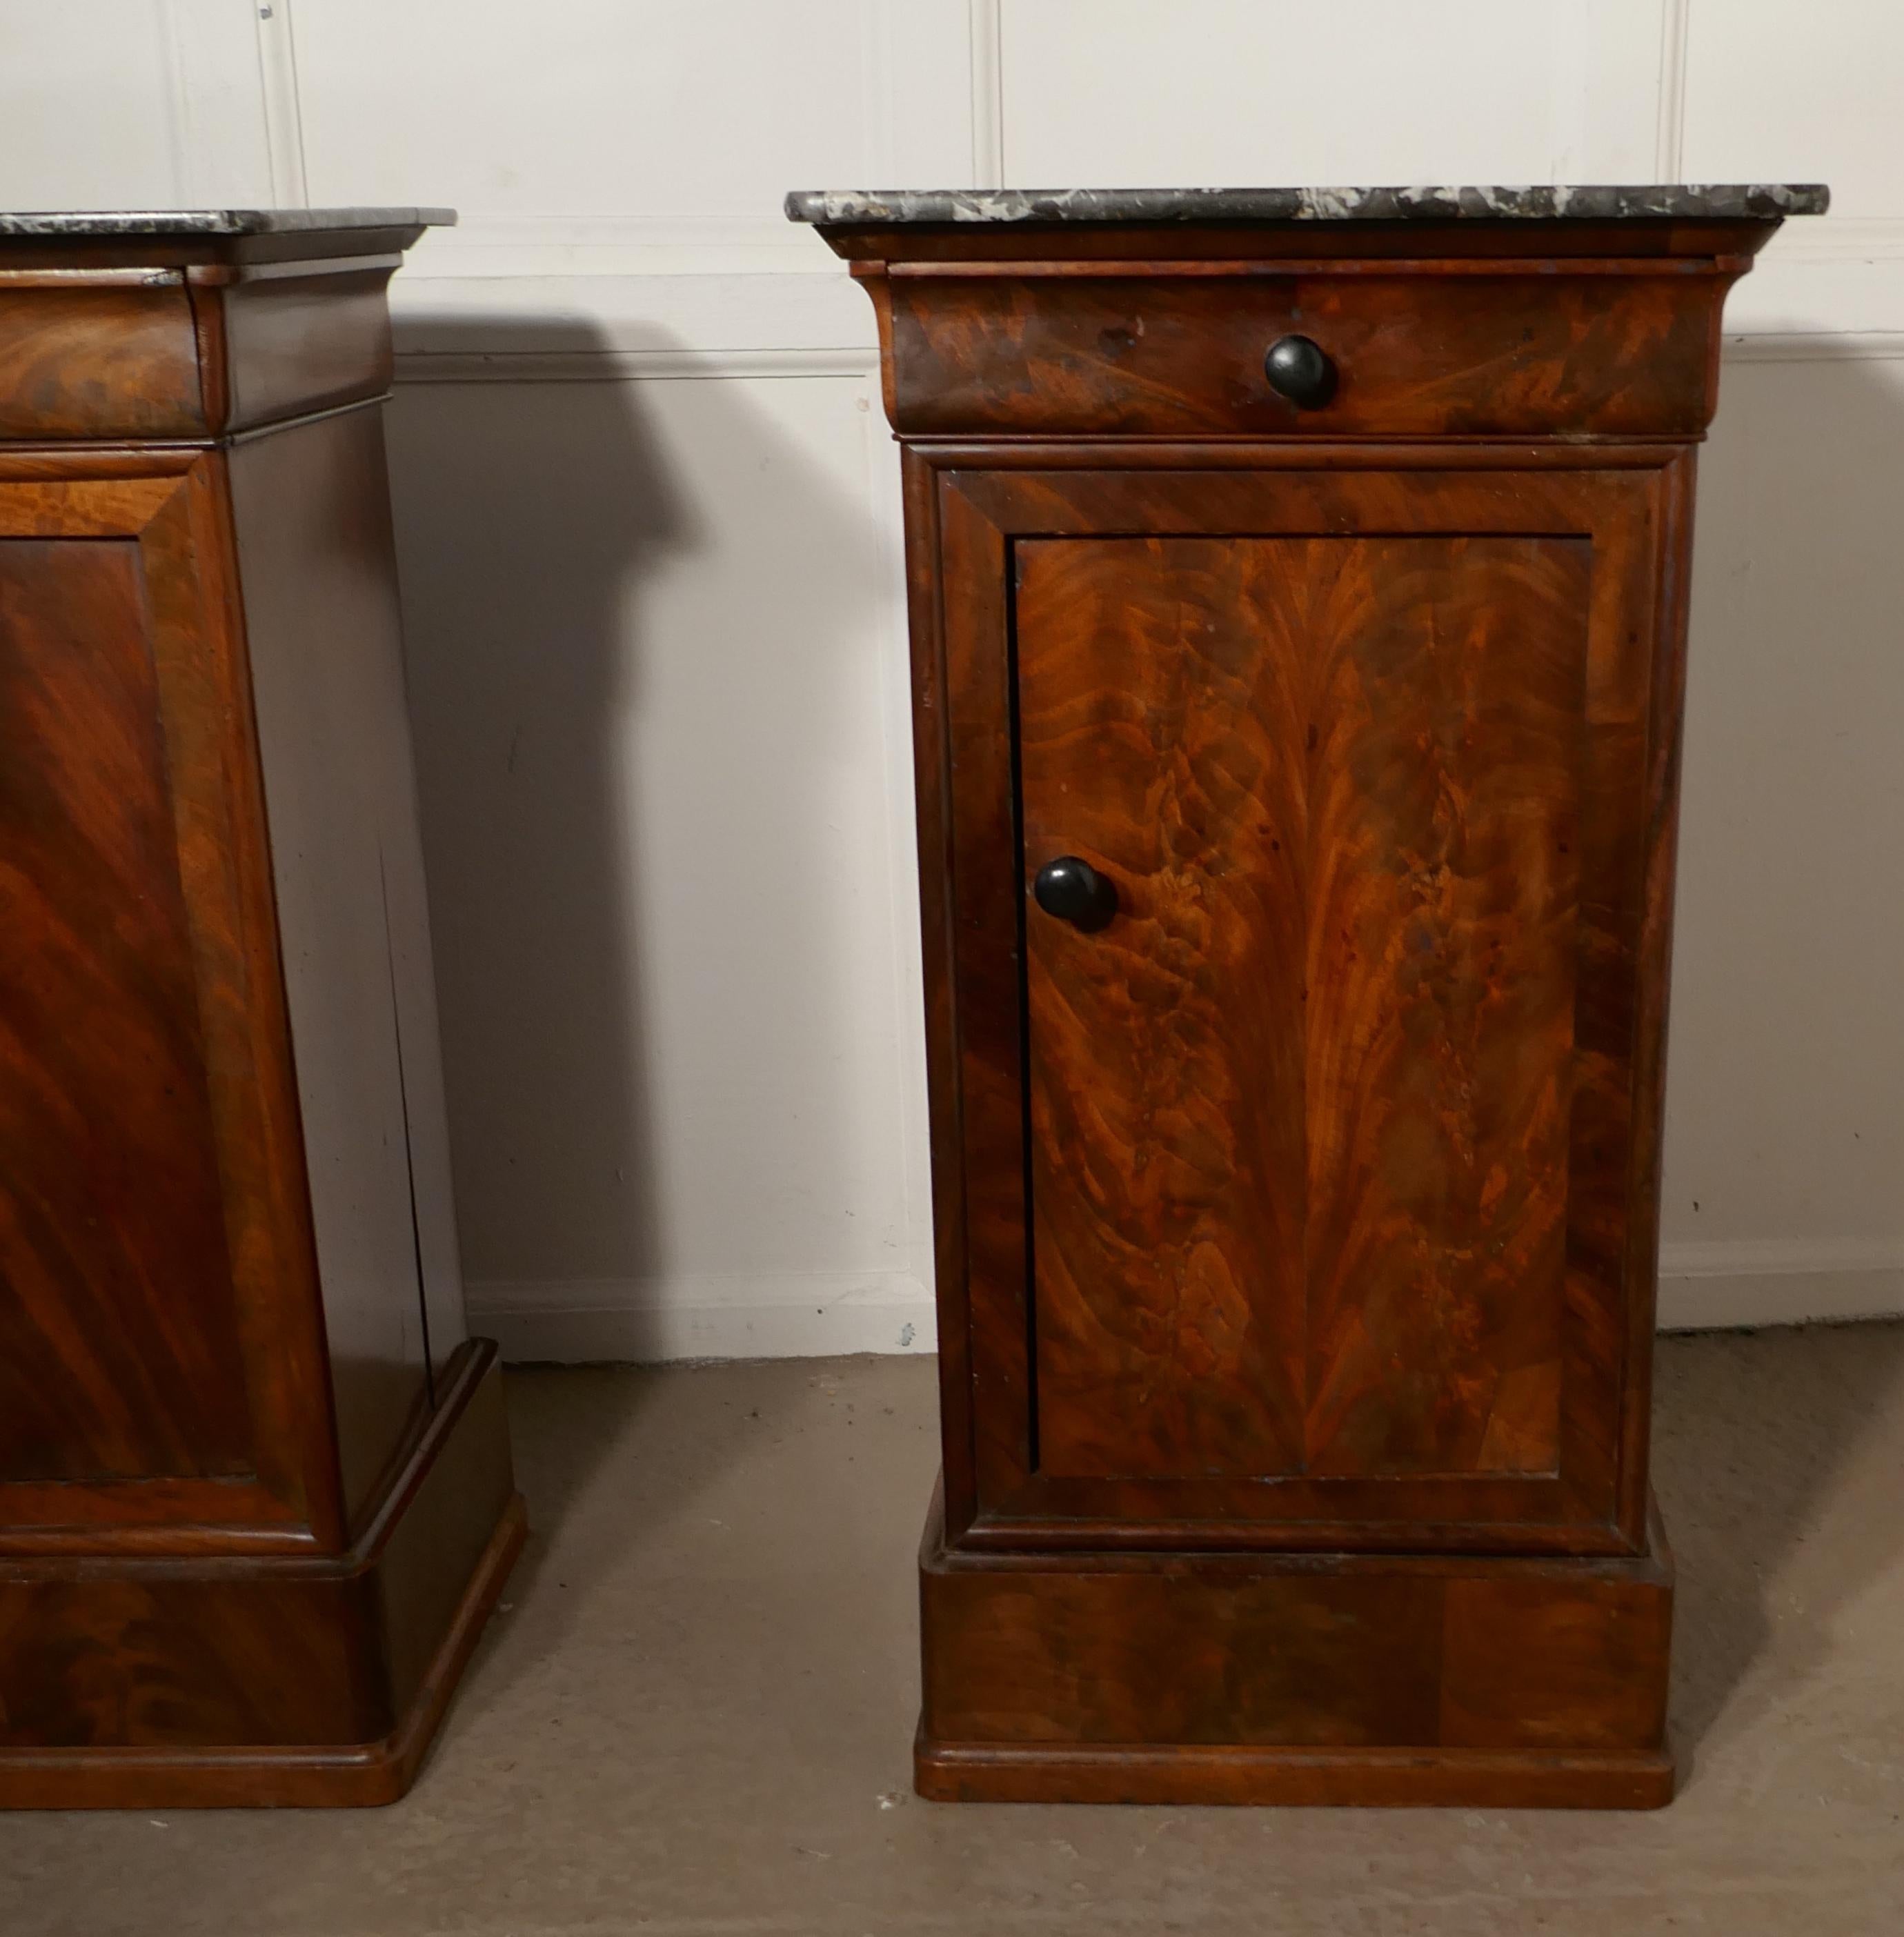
xmin=0 ymin=210 xmax=522 ymax=1807
xmin=789 ymin=183 xmax=1829 ymax=1807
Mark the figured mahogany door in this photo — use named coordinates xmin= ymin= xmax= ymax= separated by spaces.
xmin=1021 ymin=530 xmax=1585 ymax=1484
xmin=0 ymin=455 xmax=336 ymax=1544
xmin=0 ymin=535 xmax=249 ymax=1482
xmin=922 ymin=452 xmax=1687 ymax=1553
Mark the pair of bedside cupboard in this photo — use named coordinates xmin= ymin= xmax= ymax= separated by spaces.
xmin=789 ymin=181 xmax=1829 ymax=1808
xmin=0 ymin=208 xmax=522 ymax=1807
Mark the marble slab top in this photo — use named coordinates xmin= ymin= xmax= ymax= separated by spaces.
xmin=0 ymin=207 xmax=455 ymax=237
xmin=786 ymin=184 xmax=1828 ymax=226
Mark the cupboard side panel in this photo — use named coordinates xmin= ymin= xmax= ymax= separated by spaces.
xmin=227 ymin=407 xmax=464 ymax=1527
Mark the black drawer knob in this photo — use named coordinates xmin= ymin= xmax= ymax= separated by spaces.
xmin=1265 ymin=334 xmax=1336 ymax=408
xmin=1033 ymin=855 xmax=1119 ymax=932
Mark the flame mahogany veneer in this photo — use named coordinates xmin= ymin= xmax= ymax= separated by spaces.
xmin=0 ymin=211 xmax=522 ymax=1808
xmin=799 ymin=192 xmax=1819 ymax=1807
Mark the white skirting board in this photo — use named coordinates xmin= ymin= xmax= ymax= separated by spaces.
xmin=466 ymin=1273 xmax=938 ymax=1364
xmin=468 ymin=1242 xmax=1904 ymax=1363
xmin=1654 ymin=1240 xmax=1904 ymax=1332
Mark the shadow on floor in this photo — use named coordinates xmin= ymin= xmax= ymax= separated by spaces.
xmin=1654 ymin=1318 xmax=1904 ymax=1776
xmin=379 ymin=313 xmax=887 ymax=1682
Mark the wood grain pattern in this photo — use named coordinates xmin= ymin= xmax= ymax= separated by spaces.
xmin=0 ymin=1570 xmax=379 ymax=1750
xmin=915 ymin=1491 xmax=1673 ymax=1807
xmin=0 ymin=457 xmax=338 ymax=1545
xmin=0 ymin=241 xmax=410 ymax=446
xmin=132 ymin=453 xmax=347 ymax=1542
xmin=879 ymin=269 xmax=1731 ymax=438
xmin=1019 ymin=536 xmax=1585 ymax=1485
xmin=1016 ymin=537 xmax=1310 ymax=1482
xmin=900 ymin=448 xmax=982 ymax=1538
xmin=826 ymin=206 xmax=1767 ymax=1806
xmin=0 ymin=539 xmax=250 ymax=1482
xmin=938 ymin=484 xmax=1039 ymax=1511
xmin=929 ymin=456 xmax=1660 ymax=1545
xmin=1298 ymin=536 xmax=1584 ymax=1478
xmin=0 ymin=1494 xmax=526 ymax=1810
xmin=0 ymin=227 xmax=517 ymax=1806
xmin=0 ymin=1345 xmax=523 ymax=1807
xmin=0 ymin=278 xmax=204 ymax=440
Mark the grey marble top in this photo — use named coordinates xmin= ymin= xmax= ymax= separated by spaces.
xmin=0 ymin=207 xmax=455 ymax=237
xmin=786 ymin=184 xmax=1828 ymax=226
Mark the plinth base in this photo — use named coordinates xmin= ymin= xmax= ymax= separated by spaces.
xmin=915 ymin=1491 xmax=1674 ymax=1809
xmin=0 ymin=1341 xmax=524 ymax=1809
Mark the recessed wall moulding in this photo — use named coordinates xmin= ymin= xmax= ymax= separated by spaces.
xmin=788 ymin=181 xmax=1829 ymax=1808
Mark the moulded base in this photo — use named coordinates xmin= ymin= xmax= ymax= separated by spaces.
xmin=0 ymin=1341 xmax=524 ymax=1809
xmin=915 ymin=1487 xmax=1675 ymax=1809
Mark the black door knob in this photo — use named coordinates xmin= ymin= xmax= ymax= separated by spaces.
xmin=1264 ymin=334 xmax=1336 ymax=408
xmin=1033 ymin=855 xmax=1119 ymax=932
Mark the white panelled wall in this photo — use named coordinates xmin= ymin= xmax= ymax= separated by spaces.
xmin=3 ymin=1 xmax=1901 ymax=1353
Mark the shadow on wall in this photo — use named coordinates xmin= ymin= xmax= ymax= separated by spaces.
xmin=377 ymin=316 xmax=898 ymax=1598
xmin=373 ymin=315 xmax=1904 ymax=1757
xmin=1668 ymin=348 xmax=1904 ymax=1281
xmin=1661 ymin=345 xmax=1904 ymax=1776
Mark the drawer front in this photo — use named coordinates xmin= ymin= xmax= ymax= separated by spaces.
xmin=882 ymin=269 xmax=1726 ymax=438
xmin=920 ymin=451 xmax=1687 ymax=1553
xmin=0 ymin=278 xmax=207 ymax=440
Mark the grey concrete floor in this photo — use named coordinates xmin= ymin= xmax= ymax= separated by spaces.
xmin=6 ymin=1323 xmax=1904 ymax=1935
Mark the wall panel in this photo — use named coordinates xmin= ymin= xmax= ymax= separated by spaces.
xmin=1682 ymin=0 xmax=1903 ymax=216
xmin=998 ymin=0 xmax=1665 ymax=189
xmin=1660 ymin=346 xmax=1904 ymax=1327
xmin=0 ymin=0 xmax=270 ymax=209
xmin=381 ymin=367 xmax=931 ymax=1358
xmin=291 ymin=0 xmax=975 ymax=277
xmin=0 ymin=2 xmax=1898 ymax=1350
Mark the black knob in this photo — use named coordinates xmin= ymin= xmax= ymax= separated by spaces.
xmin=1033 ymin=855 xmax=1118 ymax=932
xmin=1264 ymin=333 xmax=1336 ymax=408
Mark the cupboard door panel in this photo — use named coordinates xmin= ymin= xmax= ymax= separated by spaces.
xmin=0 ymin=537 xmax=250 ymax=1482
xmin=1017 ymin=537 xmax=1309 ymax=1482
xmin=1018 ymin=532 xmax=1589 ymax=1487
xmin=1296 ymin=536 xmax=1585 ymax=1480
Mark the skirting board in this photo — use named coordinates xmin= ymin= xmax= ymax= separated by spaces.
xmin=470 ymin=1245 xmax=1904 ymax=1363
xmin=466 ymin=1272 xmax=937 ymax=1362
xmin=1655 ymin=1240 xmax=1904 ymax=1331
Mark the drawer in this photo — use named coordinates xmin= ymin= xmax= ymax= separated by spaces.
xmin=0 ymin=274 xmax=208 ymax=439
xmin=877 ymin=266 xmax=1729 ymax=439
xmin=0 ymin=262 xmax=399 ymax=441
